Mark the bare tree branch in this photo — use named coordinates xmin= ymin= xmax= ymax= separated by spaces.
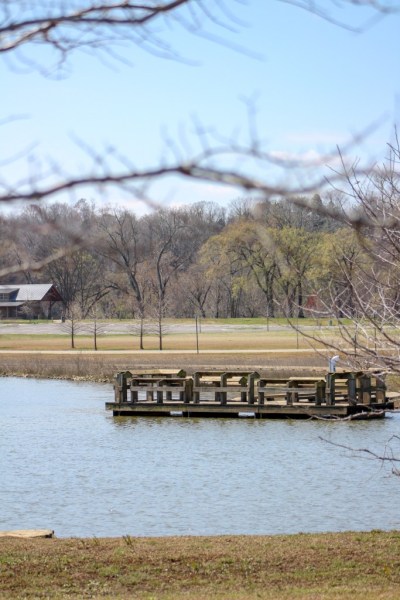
xmin=320 ymin=435 xmax=400 ymax=476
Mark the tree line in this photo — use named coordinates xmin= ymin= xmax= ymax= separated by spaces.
xmin=0 ymin=193 xmax=349 ymax=325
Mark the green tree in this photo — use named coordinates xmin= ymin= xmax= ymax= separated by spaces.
xmin=272 ymin=227 xmax=318 ymax=318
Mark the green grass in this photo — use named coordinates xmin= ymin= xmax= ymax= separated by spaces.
xmin=1 ymin=531 xmax=400 ymax=599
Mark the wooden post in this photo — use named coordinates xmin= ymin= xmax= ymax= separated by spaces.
xmin=156 ymin=380 xmax=164 ymax=404
xmin=375 ymin=376 xmax=386 ymax=403
xmin=258 ymin=380 xmax=265 ymax=405
xmin=247 ymin=374 xmax=255 ymax=404
xmin=184 ymin=378 xmax=193 ymax=404
xmin=114 ymin=372 xmax=130 ymax=404
xmin=193 ymin=372 xmax=200 ymax=404
xmin=360 ymin=374 xmax=372 ymax=405
xmin=347 ymin=373 xmax=357 ymax=405
xmin=220 ymin=374 xmax=227 ymax=404
xmin=130 ymin=379 xmax=138 ymax=403
xmin=286 ymin=380 xmax=294 ymax=406
xmin=315 ymin=380 xmax=325 ymax=405
xmin=326 ymin=373 xmax=335 ymax=406
xmin=292 ymin=380 xmax=299 ymax=403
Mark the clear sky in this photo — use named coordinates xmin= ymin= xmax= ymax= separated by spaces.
xmin=2 ymin=1 xmax=400 ymax=215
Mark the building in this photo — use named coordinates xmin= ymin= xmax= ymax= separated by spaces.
xmin=0 ymin=284 xmax=63 ymax=319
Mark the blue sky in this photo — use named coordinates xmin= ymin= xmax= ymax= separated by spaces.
xmin=2 ymin=1 xmax=400 ymax=214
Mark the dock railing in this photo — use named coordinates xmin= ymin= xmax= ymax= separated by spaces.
xmin=192 ymin=371 xmax=260 ymax=404
xmin=114 ymin=370 xmax=190 ymax=404
xmin=258 ymin=377 xmax=325 ymax=405
xmin=325 ymin=372 xmax=386 ymax=406
xmin=113 ymin=370 xmax=386 ymax=408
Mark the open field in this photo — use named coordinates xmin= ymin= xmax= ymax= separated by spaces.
xmin=1 ymin=531 xmax=400 ymax=599
xmin=0 ymin=332 xmax=325 ymax=351
xmin=0 ymin=329 xmax=334 ymax=352
xmin=0 ymin=318 xmax=347 ymax=351
xmin=0 ymin=320 xmax=335 ymax=379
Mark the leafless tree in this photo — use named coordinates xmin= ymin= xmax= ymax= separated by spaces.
xmin=62 ymin=300 xmax=84 ymax=349
xmin=86 ymin=301 xmax=108 ymax=351
xmin=97 ymin=209 xmax=148 ymax=348
xmin=143 ymin=209 xmax=198 ymax=349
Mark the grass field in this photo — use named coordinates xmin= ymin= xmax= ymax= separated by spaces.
xmin=0 ymin=326 xmax=337 ymax=352
xmin=0 ymin=332 xmax=322 ymax=351
xmin=1 ymin=531 xmax=400 ymax=599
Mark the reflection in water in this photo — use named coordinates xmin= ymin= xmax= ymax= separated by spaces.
xmin=0 ymin=377 xmax=399 ymax=538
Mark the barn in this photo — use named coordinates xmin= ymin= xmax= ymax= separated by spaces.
xmin=0 ymin=284 xmax=63 ymax=319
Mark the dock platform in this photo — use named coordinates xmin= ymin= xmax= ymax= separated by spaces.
xmin=106 ymin=369 xmax=393 ymax=419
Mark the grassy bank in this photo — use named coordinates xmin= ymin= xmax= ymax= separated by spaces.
xmin=1 ymin=531 xmax=400 ymax=599
xmin=0 ymin=350 xmax=327 ymax=382
xmin=1 ymin=350 xmax=399 ymax=392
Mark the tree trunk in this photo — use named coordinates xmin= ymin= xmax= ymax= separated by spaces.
xmin=297 ymin=281 xmax=305 ymax=318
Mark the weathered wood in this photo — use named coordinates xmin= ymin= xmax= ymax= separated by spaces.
xmin=375 ymin=377 xmax=386 ymax=403
xmin=114 ymin=371 xmax=132 ymax=404
xmin=194 ymin=386 xmax=250 ymax=393
xmin=130 ymin=385 xmax=186 ymax=392
xmin=260 ymin=386 xmax=320 ymax=394
xmin=247 ymin=372 xmax=256 ymax=404
xmin=348 ymin=373 xmax=357 ymax=405
xmin=107 ymin=401 xmax=350 ymax=419
xmin=315 ymin=380 xmax=325 ymax=405
xmin=0 ymin=529 xmax=54 ymax=538
xmin=109 ymin=369 xmax=388 ymax=419
xmin=326 ymin=373 xmax=334 ymax=405
xmin=359 ymin=374 xmax=372 ymax=405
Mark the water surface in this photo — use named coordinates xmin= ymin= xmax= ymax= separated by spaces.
xmin=1 ymin=377 xmax=399 ymax=537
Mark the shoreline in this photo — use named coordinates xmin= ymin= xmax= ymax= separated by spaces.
xmin=0 ymin=350 xmax=328 ymax=384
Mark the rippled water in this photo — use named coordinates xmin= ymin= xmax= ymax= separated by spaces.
xmin=1 ymin=377 xmax=399 ymax=538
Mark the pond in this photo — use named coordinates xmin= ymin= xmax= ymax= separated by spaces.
xmin=1 ymin=377 xmax=399 ymax=538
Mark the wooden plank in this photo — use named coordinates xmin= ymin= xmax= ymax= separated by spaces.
xmin=0 ymin=529 xmax=54 ymax=538
xmin=262 ymin=387 xmax=317 ymax=394
xmin=288 ymin=377 xmax=324 ymax=381
xmin=193 ymin=386 xmax=249 ymax=393
xmin=130 ymin=385 xmax=185 ymax=393
xmin=109 ymin=400 xmax=350 ymax=418
xmin=258 ymin=404 xmax=348 ymax=416
xmin=259 ymin=378 xmax=289 ymax=384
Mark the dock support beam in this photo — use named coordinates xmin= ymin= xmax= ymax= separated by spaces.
xmin=114 ymin=371 xmax=131 ymax=404
xmin=360 ymin=374 xmax=372 ymax=405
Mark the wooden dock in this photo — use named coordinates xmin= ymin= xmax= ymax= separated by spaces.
xmin=106 ymin=369 xmax=394 ymax=419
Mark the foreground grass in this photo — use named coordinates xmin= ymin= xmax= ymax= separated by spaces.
xmin=1 ymin=531 xmax=400 ymax=599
